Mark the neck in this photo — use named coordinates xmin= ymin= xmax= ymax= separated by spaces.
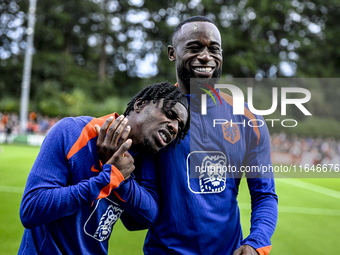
xmin=178 ymin=83 xmax=189 ymax=94
xmin=125 ymin=115 xmax=141 ymax=147
xmin=129 ymin=143 xmax=140 ymax=154
xmin=176 ymin=76 xmax=189 ymax=94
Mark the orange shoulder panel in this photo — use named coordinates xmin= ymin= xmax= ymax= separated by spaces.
xmin=256 ymin=245 xmax=271 ymax=255
xmin=66 ymin=113 xmax=118 ymax=160
xmin=219 ymin=91 xmax=260 ymax=145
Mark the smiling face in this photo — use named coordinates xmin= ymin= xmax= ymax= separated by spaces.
xmin=168 ymin=21 xmax=223 ymax=94
xmin=130 ymin=98 xmax=188 ymax=153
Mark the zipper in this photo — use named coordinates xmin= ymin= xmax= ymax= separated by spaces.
xmin=198 ymin=111 xmax=208 ymax=143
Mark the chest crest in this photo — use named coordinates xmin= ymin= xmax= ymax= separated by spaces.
xmin=222 ymin=123 xmax=240 ymax=144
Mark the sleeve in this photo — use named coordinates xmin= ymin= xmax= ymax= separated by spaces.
xmin=113 ymin=152 xmax=159 ymax=229
xmin=19 ymin=118 xmax=125 ymax=229
xmin=241 ymin=116 xmax=278 ymax=255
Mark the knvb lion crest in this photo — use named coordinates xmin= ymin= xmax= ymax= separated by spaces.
xmin=199 ymin=154 xmax=227 ymax=193
xmin=84 ymin=199 xmax=124 ymax=242
xmin=187 ymin=151 xmax=227 ymax=194
xmin=93 ymin=204 xmax=123 ymax=241
xmin=222 ymin=122 xmax=240 ymax=144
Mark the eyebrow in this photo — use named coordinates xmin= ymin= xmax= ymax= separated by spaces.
xmin=185 ymin=40 xmax=221 ymax=47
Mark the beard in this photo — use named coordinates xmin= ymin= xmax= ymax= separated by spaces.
xmin=143 ymin=137 xmax=158 ymax=154
xmin=177 ymin=64 xmax=222 ymax=93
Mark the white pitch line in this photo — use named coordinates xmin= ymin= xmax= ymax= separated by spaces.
xmin=239 ymin=203 xmax=340 ymax=216
xmin=0 ymin=185 xmax=24 ymax=193
xmin=275 ymin=178 xmax=340 ymax=199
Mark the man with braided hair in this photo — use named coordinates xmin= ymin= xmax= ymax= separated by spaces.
xmin=19 ymin=82 xmax=189 ymax=255
xmin=122 ymin=81 xmax=190 ymax=146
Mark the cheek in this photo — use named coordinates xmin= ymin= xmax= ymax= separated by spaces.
xmin=143 ymin=114 xmax=162 ymax=126
xmin=141 ymin=121 xmax=155 ymax=135
xmin=214 ymin=55 xmax=222 ymax=64
xmin=144 ymin=115 xmax=157 ymax=124
xmin=180 ymin=53 xmax=195 ymax=65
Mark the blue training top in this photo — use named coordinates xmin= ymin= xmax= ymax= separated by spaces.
xmin=18 ymin=113 xmax=159 ymax=255
xmin=142 ymin=90 xmax=278 ymax=255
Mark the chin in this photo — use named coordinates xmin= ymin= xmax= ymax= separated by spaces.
xmin=178 ymin=65 xmax=222 ymax=90
xmin=143 ymin=138 xmax=160 ymax=154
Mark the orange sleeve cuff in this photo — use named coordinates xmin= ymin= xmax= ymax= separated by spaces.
xmin=256 ymin=245 xmax=271 ymax=255
xmin=96 ymin=165 xmax=124 ymax=200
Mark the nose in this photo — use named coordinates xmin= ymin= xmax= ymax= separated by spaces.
xmin=167 ymin=120 xmax=179 ymax=137
xmin=197 ymin=47 xmax=213 ymax=62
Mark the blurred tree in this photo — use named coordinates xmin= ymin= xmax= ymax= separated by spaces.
xmin=0 ymin=0 xmax=340 ymax=127
xmin=144 ymin=0 xmax=340 ymax=79
xmin=0 ymin=0 xmax=27 ymax=58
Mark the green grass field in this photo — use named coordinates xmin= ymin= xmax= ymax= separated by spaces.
xmin=1 ymin=144 xmax=339 ymax=254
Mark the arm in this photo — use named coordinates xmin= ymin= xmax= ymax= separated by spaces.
xmin=20 ymin=117 xmax=134 ymax=229
xmin=114 ymin=151 xmax=159 ymax=228
xmin=240 ymin=117 xmax=278 ymax=255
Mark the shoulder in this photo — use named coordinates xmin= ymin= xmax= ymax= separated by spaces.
xmin=45 ymin=116 xmax=94 ymax=142
xmin=219 ymin=90 xmax=262 ymax=120
xmin=49 ymin=116 xmax=93 ymax=130
xmin=64 ymin=113 xmax=118 ymax=160
xmin=43 ymin=116 xmax=94 ymax=157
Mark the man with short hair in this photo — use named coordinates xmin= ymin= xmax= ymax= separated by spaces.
xmin=142 ymin=16 xmax=278 ymax=255
xmin=18 ymin=82 xmax=189 ymax=255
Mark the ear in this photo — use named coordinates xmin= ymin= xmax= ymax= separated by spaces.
xmin=134 ymin=98 xmax=146 ymax=113
xmin=168 ymin=45 xmax=176 ymax=62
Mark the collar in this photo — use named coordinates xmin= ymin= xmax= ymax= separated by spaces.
xmin=187 ymin=88 xmax=221 ymax=110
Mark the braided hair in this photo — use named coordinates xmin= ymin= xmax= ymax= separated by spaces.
xmin=124 ymin=81 xmax=190 ymax=144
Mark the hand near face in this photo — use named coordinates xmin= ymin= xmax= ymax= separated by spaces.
xmin=233 ymin=245 xmax=258 ymax=255
xmin=106 ymin=138 xmax=135 ymax=180
xmin=95 ymin=115 xmax=134 ymax=180
xmin=94 ymin=115 xmax=130 ymax=165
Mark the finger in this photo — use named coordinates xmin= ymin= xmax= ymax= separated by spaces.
xmin=97 ymin=116 xmax=115 ymax=145
xmin=107 ymin=140 xmax=133 ymax=166
xmin=114 ymin=139 xmax=132 ymax=158
xmin=104 ymin=115 xmax=125 ymax=145
xmin=110 ymin=118 xmax=128 ymax=147
xmin=94 ymin=124 xmax=100 ymax=135
xmin=116 ymin=125 xmax=131 ymax=149
xmin=120 ymin=151 xmax=132 ymax=161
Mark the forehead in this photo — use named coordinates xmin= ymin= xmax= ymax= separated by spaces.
xmin=175 ymin=21 xmax=221 ymax=47
xmin=172 ymin=101 xmax=189 ymax=125
xmin=148 ymin=98 xmax=188 ymax=121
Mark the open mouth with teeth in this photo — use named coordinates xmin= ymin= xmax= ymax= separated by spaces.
xmin=192 ymin=66 xmax=215 ymax=76
xmin=158 ymin=130 xmax=172 ymax=146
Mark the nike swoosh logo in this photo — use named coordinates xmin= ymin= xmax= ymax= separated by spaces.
xmin=91 ymin=164 xmax=100 ymax=172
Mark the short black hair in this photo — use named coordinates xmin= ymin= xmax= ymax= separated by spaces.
xmin=124 ymin=81 xmax=190 ymax=144
xmin=172 ymin=16 xmax=215 ymax=45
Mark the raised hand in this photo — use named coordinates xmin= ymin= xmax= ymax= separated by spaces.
xmin=94 ymin=115 xmax=131 ymax=165
xmin=106 ymin=138 xmax=135 ymax=180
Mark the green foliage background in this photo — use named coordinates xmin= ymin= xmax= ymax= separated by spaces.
xmin=1 ymin=0 xmax=340 ymax=136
